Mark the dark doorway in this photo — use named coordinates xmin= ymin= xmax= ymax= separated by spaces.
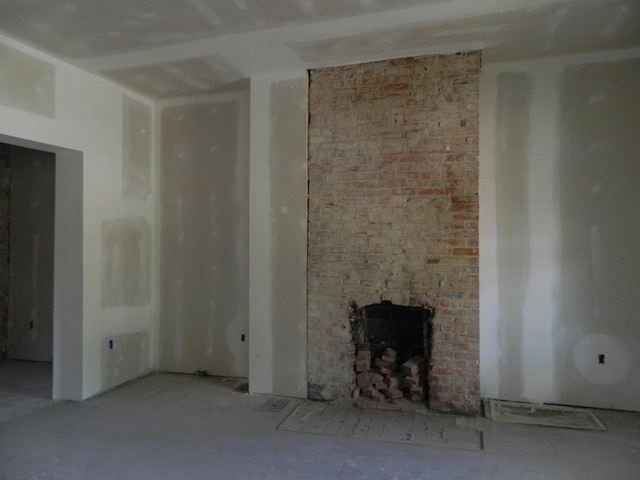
xmin=0 ymin=134 xmax=83 ymax=401
xmin=4 ymin=144 xmax=55 ymax=363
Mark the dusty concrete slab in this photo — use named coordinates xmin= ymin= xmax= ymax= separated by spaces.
xmin=1 ymin=366 xmax=639 ymax=480
xmin=279 ymin=399 xmax=483 ymax=450
xmin=0 ymin=360 xmax=52 ymax=423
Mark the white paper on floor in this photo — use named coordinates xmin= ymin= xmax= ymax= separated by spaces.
xmin=485 ymin=399 xmax=606 ymax=430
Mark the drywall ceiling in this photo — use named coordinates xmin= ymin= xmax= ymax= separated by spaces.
xmin=0 ymin=0 xmax=638 ymax=98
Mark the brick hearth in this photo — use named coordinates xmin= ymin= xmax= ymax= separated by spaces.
xmin=307 ymin=52 xmax=481 ymax=414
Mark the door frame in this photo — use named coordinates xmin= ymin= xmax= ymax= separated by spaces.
xmin=0 ymin=133 xmax=83 ymax=401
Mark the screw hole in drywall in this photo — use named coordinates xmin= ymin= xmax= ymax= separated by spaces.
xmin=109 ymin=339 xmax=113 ymax=350
xmin=598 ymin=354 xmax=605 ymax=364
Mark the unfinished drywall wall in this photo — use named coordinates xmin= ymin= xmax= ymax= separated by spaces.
xmin=249 ymin=72 xmax=308 ymax=398
xmin=269 ymin=78 xmax=308 ymax=397
xmin=0 ymin=33 xmax=157 ymax=400
xmin=52 ymin=150 xmax=83 ymax=401
xmin=122 ymin=96 xmax=152 ymax=199
xmin=159 ymin=93 xmax=249 ymax=378
xmin=494 ymin=72 xmax=531 ymax=401
xmin=480 ymin=50 xmax=640 ymax=411
xmin=101 ymin=331 xmax=150 ymax=391
xmin=7 ymin=145 xmax=55 ymax=362
xmin=101 ymin=218 xmax=151 ymax=307
xmin=556 ymin=58 xmax=640 ymax=408
xmin=0 ymin=43 xmax=54 ymax=118
xmin=0 ymin=144 xmax=9 ymax=360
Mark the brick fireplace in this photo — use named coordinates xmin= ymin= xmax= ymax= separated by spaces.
xmin=307 ymin=52 xmax=481 ymax=414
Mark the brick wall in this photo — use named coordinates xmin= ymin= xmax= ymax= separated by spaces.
xmin=307 ymin=52 xmax=481 ymax=414
xmin=0 ymin=143 xmax=10 ymax=361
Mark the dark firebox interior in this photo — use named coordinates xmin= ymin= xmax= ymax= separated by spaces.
xmin=353 ymin=301 xmax=433 ymax=372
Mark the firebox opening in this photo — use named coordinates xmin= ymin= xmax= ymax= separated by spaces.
xmin=351 ymin=301 xmax=433 ymax=404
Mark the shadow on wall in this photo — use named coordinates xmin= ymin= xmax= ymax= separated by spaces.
xmin=494 ymin=72 xmax=531 ymax=401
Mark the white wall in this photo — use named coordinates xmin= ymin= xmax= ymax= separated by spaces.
xmin=480 ymin=48 xmax=640 ymax=411
xmin=0 ymin=34 xmax=157 ymax=400
xmin=249 ymin=72 xmax=308 ymax=398
xmin=158 ymin=91 xmax=250 ymax=378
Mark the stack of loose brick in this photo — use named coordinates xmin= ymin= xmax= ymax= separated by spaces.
xmin=354 ymin=347 xmax=427 ymax=403
xmin=354 ymin=348 xmax=383 ymax=401
xmin=402 ymin=355 xmax=427 ymax=402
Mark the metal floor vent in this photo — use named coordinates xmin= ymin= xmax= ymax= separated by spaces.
xmin=255 ymin=397 xmax=291 ymax=412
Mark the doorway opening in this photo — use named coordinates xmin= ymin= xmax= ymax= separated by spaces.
xmin=2 ymin=143 xmax=55 ymax=364
xmin=0 ymin=134 xmax=83 ymax=401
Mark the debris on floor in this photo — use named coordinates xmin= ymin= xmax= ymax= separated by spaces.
xmin=485 ymin=399 xmax=606 ymax=430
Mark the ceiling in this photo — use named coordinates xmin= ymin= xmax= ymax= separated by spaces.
xmin=0 ymin=0 xmax=638 ymax=99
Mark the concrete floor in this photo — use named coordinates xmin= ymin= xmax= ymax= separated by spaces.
xmin=1 ymin=360 xmax=639 ymax=480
